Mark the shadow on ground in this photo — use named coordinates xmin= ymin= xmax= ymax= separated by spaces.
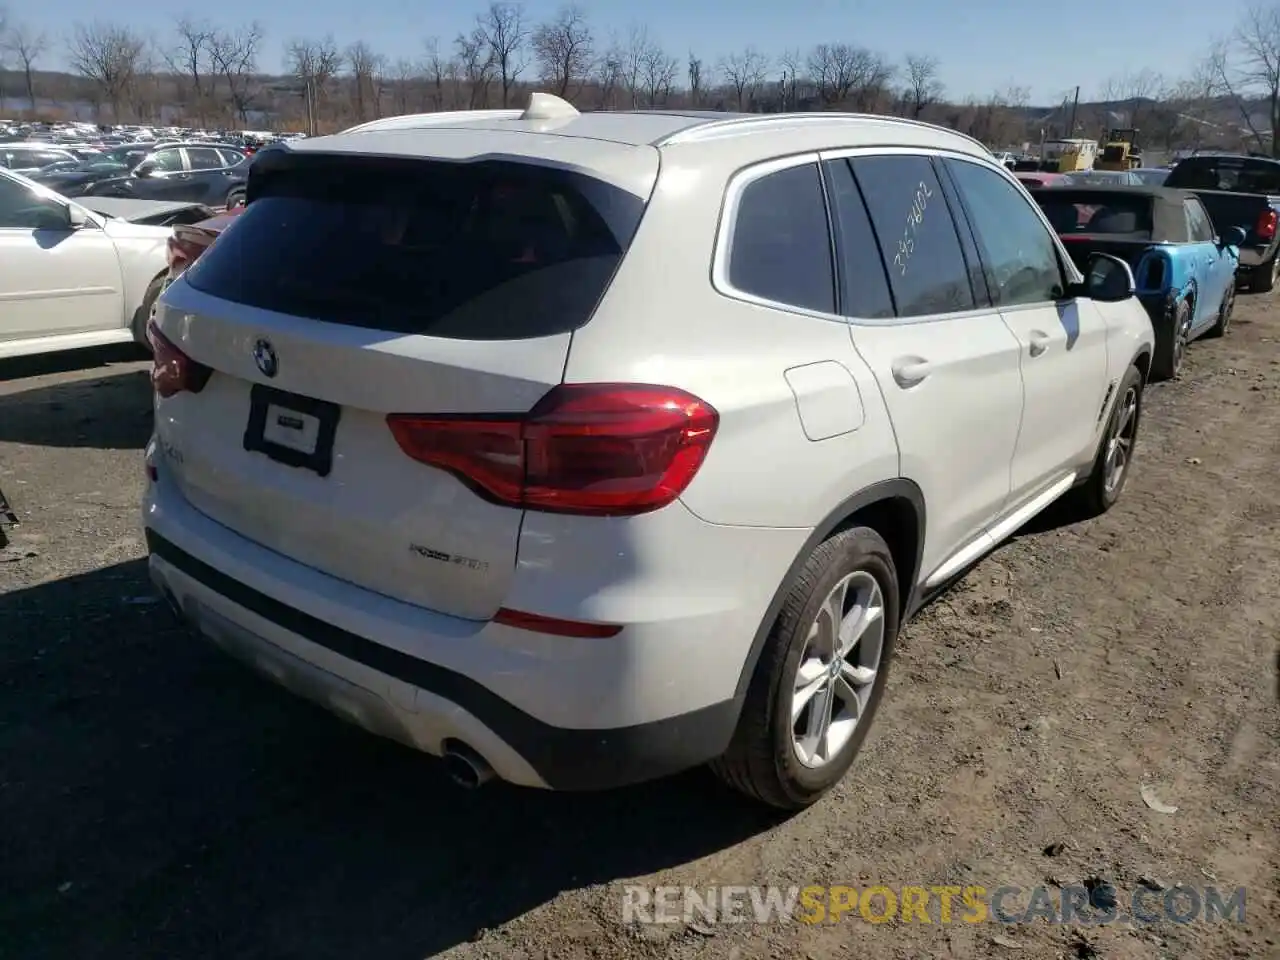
xmin=0 ymin=347 xmax=151 ymax=450
xmin=0 ymin=561 xmax=780 ymax=960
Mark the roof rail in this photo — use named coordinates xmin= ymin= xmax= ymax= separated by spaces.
xmin=657 ymin=112 xmax=989 ymax=153
xmin=340 ymin=109 xmax=522 ymax=135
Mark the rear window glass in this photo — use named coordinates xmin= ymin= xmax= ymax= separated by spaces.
xmin=184 ymin=157 xmax=643 ymax=339
xmin=1034 ymin=194 xmax=1153 ymax=238
xmin=1167 ymin=158 xmax=1280 ymax=193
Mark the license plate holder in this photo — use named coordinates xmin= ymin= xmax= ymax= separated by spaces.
xmin=243 ymin=384 xmax=341 ymax=477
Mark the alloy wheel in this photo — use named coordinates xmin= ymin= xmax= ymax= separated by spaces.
xmin=790 ymin=571 xmax=885 ymax=769
xmin=1104 ymin=386 xmax=1138 ymax=495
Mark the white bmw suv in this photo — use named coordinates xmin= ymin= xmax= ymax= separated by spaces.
xmin=143 ymin=95 xmax=1154 ymax=809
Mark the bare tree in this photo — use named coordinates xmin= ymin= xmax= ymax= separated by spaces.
xmin=3 ymin=22 xmax=48 ymax=110
xmin=640 ymin=41 xmax=678 ymax=108
xmin=778 ymin=48 xmax=802 ymax=110
xmin=1100 ymin=67 xmax=1164 ymax=133
xmin=387 ymin=57 xmax=417 ymax=114
xmin=1160 ymin=61 xmax=1222 ymax=151
xmin=594 ymin=40 xmax=623 ymax=109
xmin=162 ymin=18 xmax=213 ymax=124
xmin=902 ymin=53 xmax=942 ymax=118
xmin=719 ymin=47 xmax=769 ymax=111
xmin=455 ymin=27 xmax=494 ymax=108
xmin=1219 ymin=6 xmax=1280 ymax=156
xmin=287 ymin=36 xmax=342 ymax=134
xmin=346 ymin=40 xmax=384 ymax=122
xmin=532 ymin=5 xmax=593 ymax=100
xmin=208 ymin=23 xmax=263 ymax=123
xmin=476 ymin=1 xmax=528 ymax=107
xmin=66 ymin=22 xmax=146 ymax=121
xmin=619 ymin=25 xmax=651 ymax=107
xmin=808 ymin=43 xmax=891 ymax=107
xmin=687 ymin=53 xmax=704 ymax=107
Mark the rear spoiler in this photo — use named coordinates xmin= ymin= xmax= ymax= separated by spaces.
xmin=0 ymin=485 xmax=16 ymax=548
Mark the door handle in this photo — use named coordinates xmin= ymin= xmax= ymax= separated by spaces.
xmin=1028 ymin=330 xmax=1051 ymax=357
xmin=890 ymin=356 xmax=931 ymax=388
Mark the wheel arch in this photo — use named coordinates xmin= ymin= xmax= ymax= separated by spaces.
xmin=1131 ymin=347 xmax=1152 ymax=384
xmin=731 ymin=479 xmax=926 ymax=700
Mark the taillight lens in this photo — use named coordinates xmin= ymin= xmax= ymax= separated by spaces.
xmin=148 ymin=322 xmax=212 ymax=399
xmin=166 ymin=232 xmax=212 ymax=276
xmin=386 ymin=384 xmax=719 ymax=516
xmin=1256 ymin=209 xmax=1277 ymax=241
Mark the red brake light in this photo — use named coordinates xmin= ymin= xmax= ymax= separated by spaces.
xmin=1255 ymin=209 xmax=1276 ymax=241
xmin=148 ymin=322 xmax=212 ymax=398
xmin=386 ymin=384 xmax=719 ymax=516
xmin=166 ymin=234 xmax=206 ymax=273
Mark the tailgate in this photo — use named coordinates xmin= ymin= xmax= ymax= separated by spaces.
xmin=151 ymin=152 xmax=650 ymax=620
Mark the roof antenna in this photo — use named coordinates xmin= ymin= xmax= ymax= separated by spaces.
xmin=522 ymin=92 xmax=580 ymax=122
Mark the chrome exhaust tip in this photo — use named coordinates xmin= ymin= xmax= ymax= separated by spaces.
xmin=442 ymin=742 xmax=495 ymax=789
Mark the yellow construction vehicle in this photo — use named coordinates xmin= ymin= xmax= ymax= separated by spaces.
xmin=1097 ymin=128 xmax=1142 ymax=170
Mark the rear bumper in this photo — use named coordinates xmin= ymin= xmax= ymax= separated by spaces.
xmin=141 ymin=475 xmax=790 ymax=791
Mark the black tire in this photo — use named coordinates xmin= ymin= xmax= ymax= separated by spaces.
xmin=711 ymin=527 xmax=901 ymax=810
xmin=1250 ymin=253 xmax=1279 ymax=293
xmin=1204 ymin=283 xmax=1235 ymax=339
xmin=131 ymin=273 xmax=166 ymax=351
xmin=1151 ymin=298 xmax=1190 ymax=381
xmin=1061 ymin=363 xmax=1144 ymax=520
xmin=225 ymin=187 xmax=246 ymax=209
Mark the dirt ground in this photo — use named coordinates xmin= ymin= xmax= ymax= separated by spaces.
xmin=2 ymin=298 xmax=1278 ymax=960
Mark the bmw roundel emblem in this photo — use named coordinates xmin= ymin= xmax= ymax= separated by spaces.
xmin=252 ymin=338 xmax=278 ymax=378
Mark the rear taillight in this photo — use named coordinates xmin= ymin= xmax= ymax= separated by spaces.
xmin=1256 ymin=209 xmax=1277 ymax=241
xmin=166 ymin=234 xmax=207 ymax=274
xmin=386 ymin=384 xmax=719 ymax=516
xmin=148 ymin=322 xmax=212 ymax=399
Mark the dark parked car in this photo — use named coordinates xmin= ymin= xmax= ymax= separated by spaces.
xmin=40 ymin=142 xmax=249 ymax=208
xmin=1164 ymin=154 xmax=1280 ymax=292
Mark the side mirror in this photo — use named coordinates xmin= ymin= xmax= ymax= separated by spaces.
xmin=134 ymin=161 xmax=156 ymax=178
xmin=68 ymin=205 xmax=91 ymax=229
xmin=1223 ymin=225 xmax=1247 ymax=247
xmin=1083 ymin=252 xmax=1136 ymax=302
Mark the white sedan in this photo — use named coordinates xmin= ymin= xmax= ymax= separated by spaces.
xmin=0 ymin=167 xmax=173 ymax=360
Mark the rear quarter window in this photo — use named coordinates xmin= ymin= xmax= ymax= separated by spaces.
xmin=726 ymin=162 xmax=836 ymax=314
xmin=184 ymin=157 xmax=644 ymax=340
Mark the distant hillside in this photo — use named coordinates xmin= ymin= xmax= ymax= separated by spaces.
xmin=1 ymin=66 xmax=1271 ymax=154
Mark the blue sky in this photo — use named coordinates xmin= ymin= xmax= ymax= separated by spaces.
xmin=24 ymin=0 xmax=1249 ymax=103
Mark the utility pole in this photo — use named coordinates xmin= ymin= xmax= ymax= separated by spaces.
xmin=1068 ymin=85 xmax=1080 ymax=137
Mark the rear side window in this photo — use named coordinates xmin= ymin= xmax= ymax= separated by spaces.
xmin=149 ymin=149 xmax=185 ymax=172
xmin=946 ymin=160 xmax=1066 ymax=305
xmin=184 ymin=157 xmax=644 ymax=340
xmin=851 ymin=155 xmax=975 ymax=317
xmin=728 ymin=162 xmax=835 ymax=314
xmin=186 ymin=147 xmax=224 ymax=170
xmin=1185 ymin=200 xmax=1216 ymax=242
xmin=1034 ymin=192 xmax=1154 ymax=238
xmin=821 ymin=159 xmax=894 ymax=318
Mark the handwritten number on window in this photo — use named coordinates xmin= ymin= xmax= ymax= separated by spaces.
xmin=892 ymin=180 xmax=934 ymax=276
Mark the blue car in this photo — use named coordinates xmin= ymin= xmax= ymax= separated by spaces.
xmin=1030 ymin=185 xmax=1244 ymax=380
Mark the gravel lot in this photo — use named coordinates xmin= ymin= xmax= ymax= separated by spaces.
xmin=2 ymin=300 xmax=1278 ymax=960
